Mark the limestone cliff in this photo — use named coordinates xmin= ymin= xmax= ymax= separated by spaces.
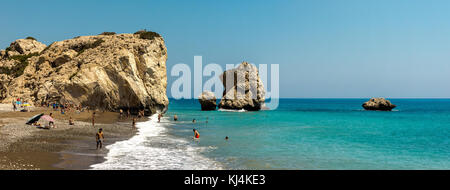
xmin=0 ymin=32 xmax=169 ymax=115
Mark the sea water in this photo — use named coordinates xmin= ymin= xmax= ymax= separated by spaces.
xmin=92 ymin=99 xmax=450 ymax=170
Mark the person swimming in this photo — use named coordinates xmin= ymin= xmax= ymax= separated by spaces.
xmin=193 ymin=129 xmax=200 ymax=139
xmin=225 ymin=136 xmax=229 ymax=140
xmin=174 ymin=114 xmax=178 ymax=121
xmin=192 ymin=119 xmax=196 ymax=123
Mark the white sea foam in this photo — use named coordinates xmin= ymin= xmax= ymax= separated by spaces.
xmin=90 ymin=114 xmax=223 ymax=170
xmin=218 ymin=108 xmax=247 ymax=112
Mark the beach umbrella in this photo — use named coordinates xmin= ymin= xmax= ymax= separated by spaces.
xmin=26 ymin=113 xmax=44 ymax=125
xmin=40 ymin=115 xmax=55 ymax=123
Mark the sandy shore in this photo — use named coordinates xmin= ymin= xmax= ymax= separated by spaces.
xmin=0 ymin=104 xmax=141 ymax=170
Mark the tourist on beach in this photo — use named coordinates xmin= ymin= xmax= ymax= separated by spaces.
xmin=96 ymin=128 xmax=104 ymax=149
xmin=119 ymin=109 xmax=124 ymax=120
xmin=127 ymin=109 xmax=130 ymax=118
xmin=173 ymin=114 xmax=178 ymax=121
xmin=32 ymin=121 xmax=42 ymax=128
xmin=132 ymin=117 xmax=137 ymax=127
xmin=69 ymin=117 xmax=74 ymax=125
xmin=12 ymin=101 xmax=16 ymax=111
xmin=92 ymin=112 xmax=96 ymax=127
xmin=138 ymin=110 xmax=143 ymax=119
xmin=158 ymin=113 xmax=162 ymax=123
xmin=193 ymin=129 xmax=200 ymax=139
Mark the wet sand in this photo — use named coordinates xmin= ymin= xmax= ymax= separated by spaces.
xmin=0 ymin=105 xmax=142 ymax=170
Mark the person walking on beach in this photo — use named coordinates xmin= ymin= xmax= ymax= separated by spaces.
xmin=92 ymin=112 xmax=96 ymax=127
xmin=127 ymin=109 xmax=130 ymax=119
xmin=96 ymin=128 xmax=104 ymax=149
xmin=193 ymin=129 xmax=200 ymax=139
xmin=158 ymin=113 xmax=162 ymax=123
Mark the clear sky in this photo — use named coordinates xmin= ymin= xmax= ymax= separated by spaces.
xmin=1 ymin=0 xmax=450 ymax=98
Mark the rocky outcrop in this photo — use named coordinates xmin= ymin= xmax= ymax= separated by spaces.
xmin=198 ymin=91 xmax=217 ymax=111
xmin=218 ymin=62 xmax=265 ymax=111
xmin=0 ymin=33 xmax=169 ymax=115
xmin=7 ymin=38 xmax=47 ymax=56
xmin=362 ymin=98 xmax=396 ymax=111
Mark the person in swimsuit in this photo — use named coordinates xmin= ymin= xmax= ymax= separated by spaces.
xmin=92 ymin=112 xmax=96 ymax=127
xmin=96 ymin=128 xmax=104 ymax=149
xmin=69 ymin=117 xmax=75 ymax=125
xmin=119 ymin=109 xmax=124 ymax=120
xmin=173 ymin=114 xmax=178 ymax=121
xmin=132 ymin=117 xmax=137 ymax=128
xmin=193 ymin=129 xmax=200 ymax=139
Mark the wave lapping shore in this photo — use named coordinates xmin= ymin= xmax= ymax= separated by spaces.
xmin=91 ymin=114 xmax=223 ymax=170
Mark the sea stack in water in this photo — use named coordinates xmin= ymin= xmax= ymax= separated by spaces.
xmin=218 ymin=62 xmax=265 ymax=111
xmin=0 ymin=32 xmax=169 ymax=115
xmin=362 ymin=98 xmax=396 ymax=111
xmin=198 ymin=91 xmax=217 ymax=111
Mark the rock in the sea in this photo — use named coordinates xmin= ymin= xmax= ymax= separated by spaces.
xmin=0 ymin=33 xmax=169 ymax=115
xmin=218 ymin=62 xmax=265 ymax=111
xmin=362 ymin=98 xmax=396 ymax=111
xmin=198 ymin=91 xmax=217 ymax=111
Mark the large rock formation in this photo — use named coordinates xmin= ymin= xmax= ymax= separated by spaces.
xmin=198 ymin=91 xmax=217 ymax=111
xmin=218 ymin=62 xmax=265 ymax=111
xmin=0 ymin=33 xmax=169 ymax=115
xmin=362 ymin=98 xmax=396 ymax=111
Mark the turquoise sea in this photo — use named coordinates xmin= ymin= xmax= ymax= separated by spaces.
xmin=92 ymin=99 xmax=450 ymax=170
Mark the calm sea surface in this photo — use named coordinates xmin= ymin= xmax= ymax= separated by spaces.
xmin=92 ymin=99 xmax=450 ymax=170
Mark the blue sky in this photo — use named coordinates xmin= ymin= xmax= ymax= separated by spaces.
xmin=1 ymin=0 xmax=450 ymax=98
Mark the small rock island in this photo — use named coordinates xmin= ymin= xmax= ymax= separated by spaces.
xmin=362 ymin=98 xmax=396 ymax=111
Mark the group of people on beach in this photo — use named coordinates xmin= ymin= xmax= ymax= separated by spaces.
xmin=12 ymin=98 xmax=31 ymax=112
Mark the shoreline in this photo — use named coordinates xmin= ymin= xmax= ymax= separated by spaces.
xmin=0 ymin=104 xmax=144 ymax=170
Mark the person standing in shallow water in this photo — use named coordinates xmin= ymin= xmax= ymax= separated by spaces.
xmin=132 ymin=117 xmax=137 ymax=128
xmin=173 ymin=114 xmax=178 ymax=121
xmin=96 ymin=128 xmax=104 ymax=149
xmin=193 ymin=129 xmax=200 ymax=139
